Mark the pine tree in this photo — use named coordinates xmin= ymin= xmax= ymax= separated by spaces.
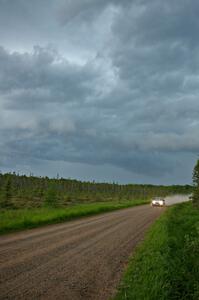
xmin=192 ymin=159 xmax=199 ymax=207
xmin=44 ymin=184 xmax=58 ymax=208
xmin=0 ymin=178 xmax=13 ymax=209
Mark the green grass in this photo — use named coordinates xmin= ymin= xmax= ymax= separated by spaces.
xmin=115 ymin=202 xmax=199 ymax=300
xmin=0 ymin=199 xmax=149 ymax=235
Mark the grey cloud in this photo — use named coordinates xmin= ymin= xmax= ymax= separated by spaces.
xmin=0 ymin=0 xmax=198 ymax=183
xmin=57 ymin=0 xmax=131 ymax=24
xmin=112 ymin=1 xmax=199 ymax=46
xmin=0 ymin=46 xmax=98 ymax=108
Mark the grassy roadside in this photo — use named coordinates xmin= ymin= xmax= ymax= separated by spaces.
xmin=0 ymin=199 xmax=149 ymax=235
xmin=115 ymin=202 xmax=199 ymax=300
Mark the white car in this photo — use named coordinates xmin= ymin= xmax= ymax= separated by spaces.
xmin=151 ymin=197 xmax=165 ymax=207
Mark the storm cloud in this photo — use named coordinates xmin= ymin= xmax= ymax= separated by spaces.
xmin=0 ymin=0 xmax=198 ymax=184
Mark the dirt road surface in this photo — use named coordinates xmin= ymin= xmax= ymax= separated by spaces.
xmin=0 ymin=205 xmax=163 ymax=300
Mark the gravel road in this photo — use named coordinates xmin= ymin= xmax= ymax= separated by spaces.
xmin=0 ymin=205 xmax=163 ymax=300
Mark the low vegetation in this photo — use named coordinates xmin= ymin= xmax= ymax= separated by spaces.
xmin=115 ymin=202 xmax=199 ymax=300
xmin=0 ymin=199 xmax=149 ymax=234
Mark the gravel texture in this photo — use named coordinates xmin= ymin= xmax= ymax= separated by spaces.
xmin=0 ymin=205 xmax=163 ymax=300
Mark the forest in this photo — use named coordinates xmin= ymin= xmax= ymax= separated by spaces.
xmin=0 ymin=172 xmax=192 ymax=209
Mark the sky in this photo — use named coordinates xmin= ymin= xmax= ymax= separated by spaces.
xmin=0 ymin=0 xmax=198 ymax=185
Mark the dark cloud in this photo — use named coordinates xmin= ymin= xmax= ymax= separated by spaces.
xmin=0 ymin=46 xmax=97 ymax=101
xmin=0 ymin=0 xmax=198 ymax=184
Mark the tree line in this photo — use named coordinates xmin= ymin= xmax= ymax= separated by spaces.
xmin=192 ymin=159 xmax=199 ymax=207
xmin=0 ymin=172 xmax=192 ymax=209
